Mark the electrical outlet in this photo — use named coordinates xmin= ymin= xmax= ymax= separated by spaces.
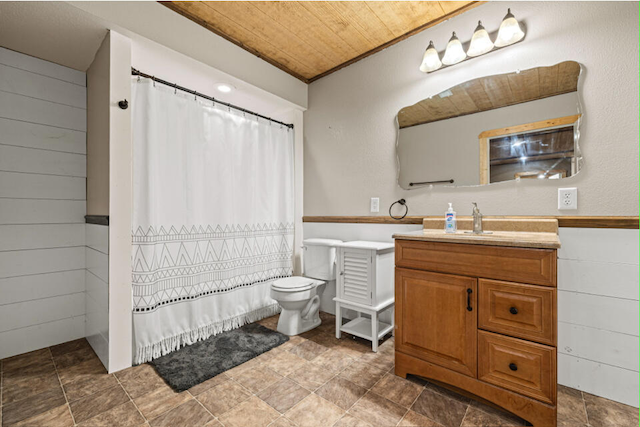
xmin=370 ymin=197 xmax=380 ymax=213
xmin=558 ymin=187 xmax=577 ymax=210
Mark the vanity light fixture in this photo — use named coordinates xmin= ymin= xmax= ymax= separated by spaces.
xmin=495 ymin=9 xmax=525 ymax=47
xmin=419 ymin=41 xmax=443 ymax=72
xmin=467 ymin=21 xmax=494 ymax=57
xmin=419 ymin=8 xmax=526 ymax=73
xmin=442 ymin=32 xmax=466 ymax=65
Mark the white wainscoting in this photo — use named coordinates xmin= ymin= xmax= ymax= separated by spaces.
xmin=0 ymin=47 xmax=86 ymax=359
xmin=86 ymin=224 xmax=109 ymax=369
xmin=557 ymin=228 xmax=639 ymax=407
xmin=303 ymin=222 xmax=640 ymax=407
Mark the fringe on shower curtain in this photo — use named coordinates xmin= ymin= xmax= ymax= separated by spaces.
xmin=135 ymin=303 xmax=281 ymax=365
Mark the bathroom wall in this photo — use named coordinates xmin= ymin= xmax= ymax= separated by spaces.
xmin=107 ymin=30 xmax=133 ymax=373
xmin=557 ymin=228 xmax=639 ymax=407
xmin=86 ymin=34 xmax=110 ymax=216
xmin=398 ymin=92 xmax=579 ymax=188
xmin=84 ymin=30 xmax=133 ymax=373
xmin=304 ymin=1 xmax=639 ymax=217
xmin=85 ymin=224 xmax=109 ymax=368
xmin=0 ymin=47 xmax=87 ymax=358
xmin=85 ymin=33 xmax=111 ymax=369
xmin=305 ymin=222 xmax=640 ymax=407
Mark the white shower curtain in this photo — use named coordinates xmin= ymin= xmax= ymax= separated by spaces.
xmin=131 ymin=79 xmax=294 ymax=364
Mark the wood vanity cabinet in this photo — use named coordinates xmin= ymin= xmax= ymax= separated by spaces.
xmin=394 ymin=239 xmax=558 ymax=427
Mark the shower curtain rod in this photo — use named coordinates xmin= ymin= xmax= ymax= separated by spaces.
xmin=131 ymin=68 xmax=294 ymax=129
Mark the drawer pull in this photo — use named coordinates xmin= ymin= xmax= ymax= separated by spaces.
xmin=509 ymin=307 xmax=518 ymax=315
xmin=509 ymin=363 xmax=518 ymax=371
xmin=466 ymin=288 xmax=473 ymax=311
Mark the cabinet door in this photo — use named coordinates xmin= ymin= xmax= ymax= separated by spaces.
xmin=395 ymin=268 xmax=477 ymax=377
xmin=338 ymin=248 xmax=372 ymax=305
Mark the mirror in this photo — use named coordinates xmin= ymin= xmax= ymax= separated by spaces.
xmin=397 ymin=61 xmax=583 ymax=189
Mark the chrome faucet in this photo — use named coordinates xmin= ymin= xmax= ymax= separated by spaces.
xmin=472 ymin=202 xmax=483 ymax=234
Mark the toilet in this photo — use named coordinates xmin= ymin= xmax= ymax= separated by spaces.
xmin=270 ymin=238 xmax=342 ymax=336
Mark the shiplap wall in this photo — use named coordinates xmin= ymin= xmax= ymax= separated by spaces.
xmin=85 ymin=224 xmax=109 ymax=368
xmin=303 ymin=222 xmax=640 ymax=407
xmin=557 ymin=228 xmax=639 ymax=407
xmin=0 ymin=47 xmax=87 ymax=359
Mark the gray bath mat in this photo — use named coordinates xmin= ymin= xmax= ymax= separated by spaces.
xmin=150 ymin=323 xmax=288 ymax=392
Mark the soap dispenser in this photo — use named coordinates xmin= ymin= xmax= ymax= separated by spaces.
xmin=445 ymin=203 xmax=457 ymax=233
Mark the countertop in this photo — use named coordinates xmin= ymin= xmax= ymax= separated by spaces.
xmin=393 ymin=229 xmax=561 ymax=249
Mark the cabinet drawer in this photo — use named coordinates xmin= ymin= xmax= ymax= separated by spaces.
xmin=395 ymin=240 xmax=556 ymax=287
xmin=478 ymin=331 xmax=556 ymax=404
xmin=478 ymin=279 xmax=556 ymax=346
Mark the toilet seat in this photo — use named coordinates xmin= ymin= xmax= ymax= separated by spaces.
xmin=272 ymin=277 xmax=323 ymax=292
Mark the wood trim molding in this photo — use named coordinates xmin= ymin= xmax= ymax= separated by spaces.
xmin=479 ymin=137 xmax=489 ymax=185
xmin=85 ymin=215 xmax=109 ymax=226
xmin=478 ymin=114 xmax=582 ymax=139
xmin=302 ymin=216 xmax=639 ymax=229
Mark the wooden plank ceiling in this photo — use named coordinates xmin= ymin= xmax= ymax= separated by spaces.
xmin=161 ymin=1 xmax=480 ymax=83
xmin=398 ymin=61 xmax=581 ymax=129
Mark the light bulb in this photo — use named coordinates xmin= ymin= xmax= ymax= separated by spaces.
xmin=419 ymin=41 xmax=442 ymax=73
xmin=216 ymin=84 xmax=232 ymax=93
xmin=495 ymin=9 xmax=525 ymax=48
xmin=442 ymin=32 xmax=466 ymax=65
xmin=467 ymin=21 xmax=494 ymax=57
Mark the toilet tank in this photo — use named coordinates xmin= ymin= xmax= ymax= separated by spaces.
xmin=302 ymin=238 xmax=343 ymax=280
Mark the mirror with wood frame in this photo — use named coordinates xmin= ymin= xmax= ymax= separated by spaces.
xmin=396 ymin=61 xmax=583 ymax=189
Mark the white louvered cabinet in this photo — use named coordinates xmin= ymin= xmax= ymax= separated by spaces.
xmin=334 ymin=241 xmax=395 ymax=352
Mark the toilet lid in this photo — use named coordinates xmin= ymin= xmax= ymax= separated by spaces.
xmin=271 ymin=277 xmax=324 ymax=292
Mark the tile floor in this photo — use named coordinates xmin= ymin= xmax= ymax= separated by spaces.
xmin=1 ymin=312 xmax=638 ymax=427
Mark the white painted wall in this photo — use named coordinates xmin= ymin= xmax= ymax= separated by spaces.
xmin=304 ymin=222 xmax=639 ymax=407
xmin=0 ymin=47 xmax=87 ymax=359
xmin=398 ymin=92 xmax=579 ymax=187
xmin=304 ymin=1 xmax=639 ymax=217
xmin=108 ymin=31 xmax=133 ymax=373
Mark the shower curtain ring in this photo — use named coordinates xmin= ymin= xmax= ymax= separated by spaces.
xmin=174 ymin=83 xmax=177 ymax=94
xmin=194 ymin=91 xmax=198 ymax=101
xmin=152 ymin=76 xmax=156 ymax=87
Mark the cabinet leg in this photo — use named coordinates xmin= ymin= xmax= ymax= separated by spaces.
xmin=335 ymin=304 xmax=342 ymax=339
xmin=371 ymin=312 xmax=379 ymax=352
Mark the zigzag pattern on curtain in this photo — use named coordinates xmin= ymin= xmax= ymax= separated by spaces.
xmin=132 ymin=223 xmax=294 ymax=312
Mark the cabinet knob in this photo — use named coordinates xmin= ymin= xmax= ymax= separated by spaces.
xmin=509 ymin=363 xmax=518 ymax=371
xmin=509 ymin=307 xmax=518 ymax=315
